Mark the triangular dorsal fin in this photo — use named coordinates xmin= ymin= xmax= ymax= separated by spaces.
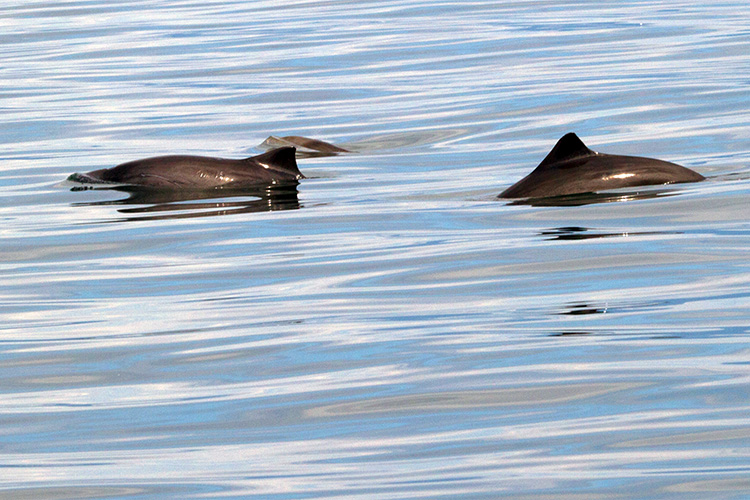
xmin=538 ymin=133 xmax=593 ymax=168
xmin=249 ymin=146 xmax=303 ymax=178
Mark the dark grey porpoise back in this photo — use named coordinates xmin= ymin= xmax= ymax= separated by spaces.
xmin=281 ymin=136 xmax=349 ymax=153
xmin=79 ymin=147 xmax=302 ymax=189
xmin=500 ymin=133 xmax=704 ymax=199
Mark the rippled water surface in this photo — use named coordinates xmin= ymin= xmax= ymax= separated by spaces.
xmin=2 ymin=1 xmax=750 ymax=498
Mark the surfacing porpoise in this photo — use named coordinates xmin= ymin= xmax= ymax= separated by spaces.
xmin=71 ymin=147 xmax=302 ymax=189
xmin=260 ymin=135 xmax=350 ymax=155
xmin=500 ymin=133 xmax=705 ymax=199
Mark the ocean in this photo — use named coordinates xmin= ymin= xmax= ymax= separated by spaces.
xmin=1 ymin=1 xmax=749 ymax=498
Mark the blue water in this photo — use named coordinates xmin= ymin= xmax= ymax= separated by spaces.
xmin=2 ymin=1 xmax=750 ymax=498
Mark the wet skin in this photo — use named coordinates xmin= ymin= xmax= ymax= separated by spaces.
xmin=500 ymin=133 xmax=705 ymax=199
xmin=274 ymin=136 xmax=349 ymax=153
xmin=72 ymin=147 xmax=302 ymax=189
xmin=260 ymin=135 xmax=350 ymax=156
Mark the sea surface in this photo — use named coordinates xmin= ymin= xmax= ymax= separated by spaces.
xmin=1 ymin=1 xmax=750 ymax=498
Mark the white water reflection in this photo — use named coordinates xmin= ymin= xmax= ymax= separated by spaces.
xmin=1 ymin=0 xmax=750 ymax=499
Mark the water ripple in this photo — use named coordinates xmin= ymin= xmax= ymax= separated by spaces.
xmin=1 ymin=0 xmax=750 ymax=498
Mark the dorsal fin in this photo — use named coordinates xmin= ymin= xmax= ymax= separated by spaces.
xmin=538 ymin=133 xmax=593 ymax=168
xmin=249 ymin=146 xmax=303 ymax=178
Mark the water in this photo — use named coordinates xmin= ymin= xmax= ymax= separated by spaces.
xmin=2 ymin=1 xmax=750 ymax=498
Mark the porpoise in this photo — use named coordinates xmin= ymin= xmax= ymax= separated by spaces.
xmin=500 ymin=133 xmax=704 ymax=199
xmin=71 ymin=147 xmax=302 ymax=189
xmin=260 ymin=135 xmax=350 ymax=155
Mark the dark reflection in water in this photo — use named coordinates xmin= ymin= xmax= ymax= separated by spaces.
xmin=71 ymin=182 xmax=301 ymax=221
xmin=503 ymin=187 xmax=676 ymax=207
xmin=549 ymin=331 xmax=594 ymax=337
xmin=540 ymin=226 xmax=678 ymax=241
xmin=561 ymin=303 xmax=609 ymax=315
xmin=559 ymin=299 xmax=694 ymax=317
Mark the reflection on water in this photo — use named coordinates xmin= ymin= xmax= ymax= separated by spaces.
xmin=2 ymin=0 xmax=750 ymax=499
xmin=539 ymin=226 xmax=677 ymax=241
xmin=344 ymin=128 xmax=471 ymax=153
xmin=503 ymin=187 xmax=678 ymax=206
xmin=549 ymin=331 xmax=594 ymax=337
xmin=71 ymin=182 xmax=300 ymax=221
xmin=307 ymin=383 xmax=641 ymax=418
xmin=560 ymin=303 xmax=609 ymax=315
